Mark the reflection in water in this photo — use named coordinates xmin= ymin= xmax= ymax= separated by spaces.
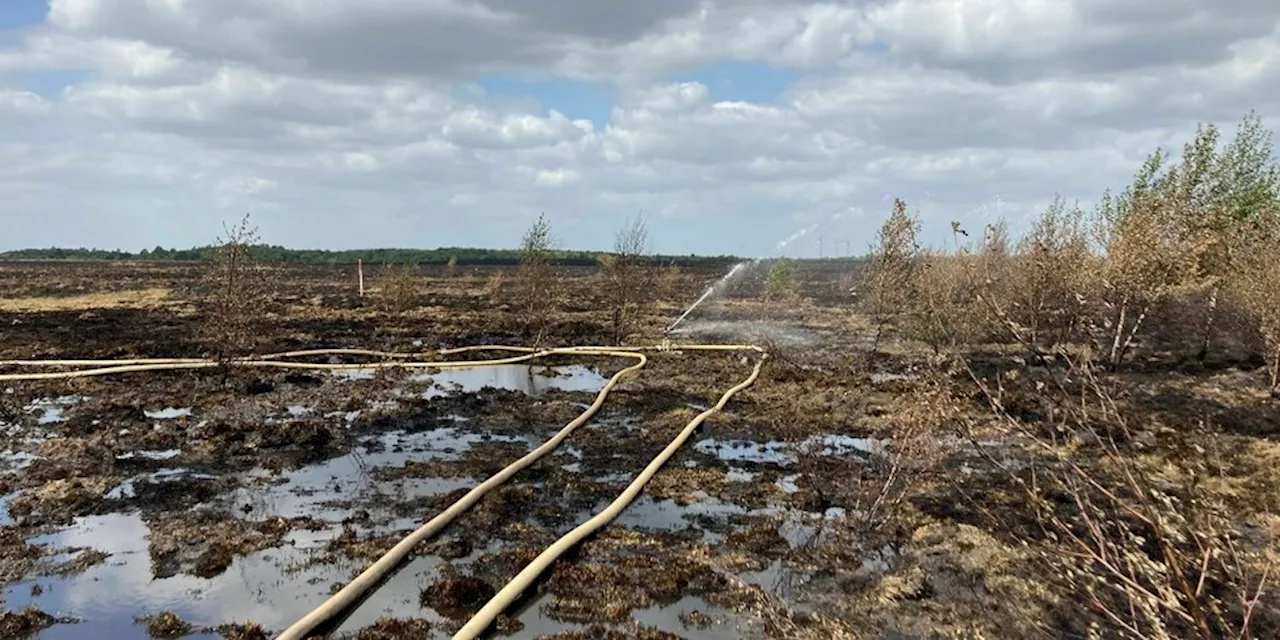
xmin=5 ymin=512 xmax=450 ymax=639
xmin=8 ymin=509 xmax=753 ymax=639
xmin=143 ymin=407 xmax=193 ymax=420
xmin=232 ymin=427 xmax=523 ymax=522
xmin=0 ymin=363 xmax=773 ymax=638
xmin=414 ymin=364 xmax=607 ymax=399
xmin=694 ymin=434 xmax=886 ymax=466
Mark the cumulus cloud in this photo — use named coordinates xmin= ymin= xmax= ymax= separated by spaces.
xmin=0 ymin=0 xmax=1277 ymax=255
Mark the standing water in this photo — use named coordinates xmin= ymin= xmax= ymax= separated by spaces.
xmin=666 ymin=260 xmax=758 ymax=333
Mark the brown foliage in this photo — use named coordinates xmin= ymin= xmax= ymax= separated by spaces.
xmin=374 ymin=263 xmax=420 ymax=314
xmin=860 ymin=198 xmax=922 ymax=351
xmin=902 ymin=249 xmax=984 ymax=354
xmin=1008 ymin=198 xmax=1093 ymax=349
xmin=1231 ymin=206 xmax=1280 ymax=392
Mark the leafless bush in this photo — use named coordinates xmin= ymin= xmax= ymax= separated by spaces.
xmin=860 ymin=198 xmax=921 ymax=352
xmin=518 ymin=213 xmax=556 ymax=346
xmin=599 ymin=215 xmax=654 ymax=345
xmin=375 ymin=263 xmax=420 ymax=314
xmin=954 ymin=356 xmax=1274 ymax=639
xmin=850 ymin=376 xmax=949 ymax=533
xmin=198 ymin=214 xmax=266 ymax=366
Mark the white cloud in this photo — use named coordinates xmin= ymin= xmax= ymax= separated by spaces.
xmin=0 ymin=0 xmax=1277 ymax=255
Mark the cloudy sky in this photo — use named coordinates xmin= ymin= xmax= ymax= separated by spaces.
xmin=0 ymin=1 xmax=1277 ymax=256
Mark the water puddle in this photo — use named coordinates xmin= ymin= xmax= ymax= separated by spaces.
xmin=512 ymin=591 xmax=746 ymax=639
xmin=0 ymin=493 xmax=14 ymax=526
xmin=24 ymin=396 xmax=85 ymax=426
xmin=413 ymin=365 xmax=607 ymax=399
xmin=106 ymin=469 xmax=216 ymax=500
xmin=230 ymin=427 xmax=523 ymax=523
xmin=1 ymin=449 xmax=39 ymax=473
xmin=332 ymin=368 xmax=378 ymax=381
xmin=631 ymin=595 xmax=745 ymax=639
xmin=2 ymin=512 xmax=452 ymax=639
xmin=143 ymin=407 xmax=192 ymax=420
xmin=114 ymin=450 xmax=182 ymax=462
xmin=601 ymin=494 xmax=781 ymax=544
xmin=694 ymin=434 xmax=885 ymax=467
xmin=3 ymin=506 xmax=753 ymax=640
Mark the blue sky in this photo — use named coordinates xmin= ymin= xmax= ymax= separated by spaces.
xmin=0 ymin=1 xmax=1277 ymax=255
xmin=0 ymin=0 xmax=44 ymax=30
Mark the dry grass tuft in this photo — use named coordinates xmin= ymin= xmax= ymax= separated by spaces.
xmin=374 ymin=263 xmax=421 ymax=314
xmin=0 ymin=288 xmax=175 ymax=312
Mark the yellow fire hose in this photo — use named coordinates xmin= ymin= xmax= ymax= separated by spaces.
xmin=0 ymin=343 xmax=766 ymax=639
xmin=453 ymin=353 xmax=765 ymax=639
xmin=0 ymin=346 xmax=628 ymax=381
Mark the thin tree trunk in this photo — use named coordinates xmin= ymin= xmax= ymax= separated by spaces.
xmin=1109 ymin=300 xmax=1129 ymax=369
xmin=1196 ymin=285 xmax=1219 ymax=362
xmin=1117 ymin=305 xmax=1151 ymax=370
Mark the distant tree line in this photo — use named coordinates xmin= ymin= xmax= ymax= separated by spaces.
xmin=0 ymin=244 xmax=741 ymax=267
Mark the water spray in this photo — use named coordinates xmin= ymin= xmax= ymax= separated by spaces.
xmin=665 ymin=260 xmax=756 ymax=334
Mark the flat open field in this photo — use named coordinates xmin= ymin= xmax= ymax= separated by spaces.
xmin=0 ymin=259 xmax=1276 ymax=639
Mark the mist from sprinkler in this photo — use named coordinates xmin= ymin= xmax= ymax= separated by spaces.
xmin=665 ymin=259 xmax=759 ymax=334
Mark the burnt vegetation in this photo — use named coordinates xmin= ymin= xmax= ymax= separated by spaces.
xmin=0 ymin=115 xmax=1278 ymax=640
xmin=850 ymin=112 xmax=1280 ymax=638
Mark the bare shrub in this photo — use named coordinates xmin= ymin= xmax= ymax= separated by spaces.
xmin=599 ymin=215 xmax=654 ymax=345
xmin=198 ymin=214 xmax=266 ymax=366
xmin=849 ymin=376 xmax=949 ymax=533
xmin=835 ymin=270 xmax=858 ymax=303
xmin=518 ymin=213 xmax=556 ymax=346
xmin=955 ymin=356 xmax=1274 ymax=639
xmin=860 ymin=198 xmax=921 ymax=351
xmin=375 ymin=263 xmax=420 ymax=314
xmin=977 ymin=219 xmax=1011 ymax=284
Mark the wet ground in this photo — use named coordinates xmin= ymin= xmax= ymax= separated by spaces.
xmin=0 ymin=346 xmax=890 ymax=639
xmin=3 ymin=260 xmax=1275 ymax=639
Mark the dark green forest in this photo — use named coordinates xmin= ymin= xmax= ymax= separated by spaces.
xmin=0 ymin=245 xmax=740 ymax=267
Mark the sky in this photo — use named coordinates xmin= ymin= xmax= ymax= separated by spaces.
xmin=0 ymin=1 xmax=1277 ymax=257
